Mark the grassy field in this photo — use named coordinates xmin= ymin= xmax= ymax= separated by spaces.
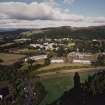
xmin=31 ymin=63 xmax=91 ymax=75
xmin=38 ymin=63 xmax=90 ymax=71
xmin=16 ymin=48 xmax=36 ymax=54
xmin=29 ymin=63 xmax=93 ymax=105
xmin=21 ymin=61 xmax=95 ymax=105
xmin=40 ymin=71 xmax=94 ymax=105
xmin=0 ymin=53 xmax=25 ymax=65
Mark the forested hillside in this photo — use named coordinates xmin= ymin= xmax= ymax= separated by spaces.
xmin=20 ymin=26 xmax=105 ymax=40
xmin=0 ymin=26 xmax=105 ymax=40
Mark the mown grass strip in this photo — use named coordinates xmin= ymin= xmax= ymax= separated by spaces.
xmin=34 ymin=65 xmax=91 ymax=74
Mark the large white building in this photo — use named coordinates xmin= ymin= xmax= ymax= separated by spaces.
xmin=25 ymin=55 xmax=47 ymax=62
xmin=68 ymin=52 xmax=96 ymax=64
xmin=51 ymin=59 xmax=64 ymax=64
xmin=73 ymin=59 xmax=91 ymax=64
xmin=30 ymin=44 xmax=43 ymax=48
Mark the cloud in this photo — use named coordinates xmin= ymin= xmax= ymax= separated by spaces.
xmin=86 ymin=17 xmax=105 ymax=23
xmin=44 ymin=0 xmax=76 ymax=4
xmin=0 ymin=2 xmax=83 ymax=21
xmin=0 ymin=1 xmax=105 ymax=28
xmin=0 ymin=0 xmax=76 ymax=3
xmin=0 ymin=19 xmax=105 ymax=29
xmin=0 ymin=2 xmax=53 ymax=20
xmin=64 ymin=0 xmax=75 ymax=4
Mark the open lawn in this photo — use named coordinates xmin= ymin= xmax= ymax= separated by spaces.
xmin=16 ymin=48 xmax=36 ymax=54
xmin=0 ymin=53 xmax=25 ymax=65
xmin=21 ymin=61 xmax=99 ymax=105
xmin=32 ymin=63 xmax=91 ymax=75
xmin=40 ymin=71 xmax=95 ymax=105
xmin=20 ymin=58 xmax=103 ymax=105
xmin=38 ymin=63 xmax=90 ymax=71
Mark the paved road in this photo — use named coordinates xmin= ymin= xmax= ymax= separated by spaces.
xmin=37 ymin=67 xmax=105 ymax=79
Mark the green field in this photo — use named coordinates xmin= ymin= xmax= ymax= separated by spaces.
xmin=21 ymin=60 xmax=95 ymax=105
xmin=38 ymin=63 xmax=90 ymax=71
xmin=31 ymin=63 xmax=91 ymax=75
xmin=40 ymin=71 xmax=94 ymax=105
xmin=0 ymin=53 xmax=25 ymax=65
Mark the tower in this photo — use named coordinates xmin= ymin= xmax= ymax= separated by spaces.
xmin=73 ymin=72 xmax=81 ymax=88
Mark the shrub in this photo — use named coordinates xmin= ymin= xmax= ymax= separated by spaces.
xmin=0 ymin=58 xmax=3 ymax=63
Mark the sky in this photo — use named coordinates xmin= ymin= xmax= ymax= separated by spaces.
xmin=0 ymin=0 xmax=105 ymax=28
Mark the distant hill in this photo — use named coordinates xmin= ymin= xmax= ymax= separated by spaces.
xmin=0 ymin=29 xmax=30 ymax=39
xmin=34 ymin=26 xmax=105 ymax=40
xmin=0 ymin=26 xmax=105 ymax=40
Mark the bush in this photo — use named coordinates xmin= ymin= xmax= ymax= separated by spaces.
xmin=44 ymin=58 xmax=51 ymax=65
xmin=0 ymin=58 xmax=3 ymax=63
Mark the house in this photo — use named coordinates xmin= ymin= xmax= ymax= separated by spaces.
xmin=0 ymin=81 xmax=14 ymax=101
xmin=51 ymin=59 xmax=64 ymax=64
xmin=44 ymin=43 xmax=56 ymax=50
xmin=43 ymin=42 xmax=49 ymax=46
xmin=73 ymin=59 xmax=91 ymax=64
xmin=25 ymin=55 xmax=47 ymax=62
xmin=30 ymin=44 xmax=43 ymax=49
xmin=0 ymin=95 xmax=2 ymax=100
xmin=0 ymin=87 xmax=9 ymax=100
xmin=68 ymin=52 xmax=96 ymax=64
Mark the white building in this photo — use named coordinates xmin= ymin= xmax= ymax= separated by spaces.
xmin=25 ymin=55 xmax=47 ymax=62
xmin=0 ymin=95 xmax=3 ymax=100
xmin=68 ymin=52 xmax=95 ymax=64
xmin=30 ymin=44 xmax=43 ymax=48
xmin=73 ymin=60 xmax=91 ymax=64
xmin=44 ymin=43 xmax=55 ymax=50
xmin=68 ymin=52 xmax=93 ymax=60
xmin=51 ymin=59 xmax=64 ymax=64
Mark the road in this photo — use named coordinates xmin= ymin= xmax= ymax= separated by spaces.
xmin=37 ymin=67 xmax=105 ymax=79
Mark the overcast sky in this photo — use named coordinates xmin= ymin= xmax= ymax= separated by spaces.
xmin=0 ymin=0 xmax=105 ymax=28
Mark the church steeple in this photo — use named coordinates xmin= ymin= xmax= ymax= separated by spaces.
xmin=73 ymin=72 xmax=81 ymax=88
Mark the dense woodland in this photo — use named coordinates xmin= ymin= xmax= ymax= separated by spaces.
xmin=0 ymin=26 xmax=105 ymax=40
xmin=32 ymin=26 xmax=105 ymax=40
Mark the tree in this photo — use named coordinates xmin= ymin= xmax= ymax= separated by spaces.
xmin=73 ymin=72 xmax=81 ymax=88
xmin=45 ymin=58 xmax=51 ymax=65
xmin=27 ymin=57 xmax=34 ymax=71
xmin=96 ymin=54 xmax=105 ymax=66
xmin=0 ymin=58 xmax=3 ymax=63
xmin=56 ymin=46 xmax=65 ymax=57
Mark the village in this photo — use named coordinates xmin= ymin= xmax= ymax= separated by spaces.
xmin=0 ymin=35 xmax=105 ymax=105
xmin=0 ymin=0 xmax=105 ymax=104
xmin=0 ymin=36 xmax=105 ymax=66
